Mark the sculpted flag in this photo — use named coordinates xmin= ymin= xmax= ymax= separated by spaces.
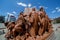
xmin=4 ymin=7 xmax=53 ymax=40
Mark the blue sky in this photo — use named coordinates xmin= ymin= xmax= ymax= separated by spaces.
xmin=0 ymin=0 xmax=60 ymax=19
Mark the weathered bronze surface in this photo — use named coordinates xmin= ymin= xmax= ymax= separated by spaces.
xmin=4 ymin=7 xmax=53 ymax=40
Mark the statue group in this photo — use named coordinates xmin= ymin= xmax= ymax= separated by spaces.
xmin=4 ymin=7 xmax=53 ymax=40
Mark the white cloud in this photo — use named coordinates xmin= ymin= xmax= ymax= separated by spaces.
xmin=17 ymin=2 xmax=32 ymax=7
xmin=7 ymin=12 xmax=14 ymax=16
xmin=28 ymin=4 xmax=31 ymax=7
xmin=56 ymin=7 xmax=59 ymax=10
xmin=12 ymin=11 xmax=16 ymax=14
xmin=55 ymin=7 xmax=60 ymax=12
xmin=17 ymin=2 xmax=27 ymax=7
xmin=51 ymin=7 xmax=60 ymax=13
xmin=39 ymin=6 xmax=42 ymax=8
xmin=45 ymin=7 xmax=48 ymax=9
xmin=57 ymin=9 xmax=60 ymax=12
xmin=56 ymin=7 xmax=60 ymax=12
xmin=52 ymin=10 xmax=56 ymax=13
xmin=7 ymin=12 xmax=10 ymax=15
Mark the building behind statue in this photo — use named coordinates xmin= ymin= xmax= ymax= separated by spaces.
xmin=0 ymin=16 xmax=5 ymax=23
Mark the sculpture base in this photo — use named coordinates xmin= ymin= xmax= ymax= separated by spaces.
xmin=26 ymin=29 xmax=56 ymax=40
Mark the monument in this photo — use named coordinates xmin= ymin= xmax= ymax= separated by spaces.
xmin=4 ymin=7 xmax=54 ymax=40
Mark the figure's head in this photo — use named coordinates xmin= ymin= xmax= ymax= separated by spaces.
xmin=20 ymin=12 xmax=23 ymax=15
xmin=32 ymin=8 xmax=36 ymax=11
xmin=4 ymin=22 xmax=15 ymax=30
xmin=39 ymin=7 xmax=44 ymax=11
xmin=40 ymin=12 xmax=45 ymax=18
xmin=18 ymin=12 xmax=23 ymax=18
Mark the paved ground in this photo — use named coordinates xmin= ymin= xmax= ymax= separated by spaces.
xmin=55 ymin=29 xmax=60 ymax=40
xmin=53 ymin=23 xmax=60 ymax=40
xmin=0 ymin=23 xmax=5 ymax=28
xmin=0 ymin=23 xmax=60 ymax=40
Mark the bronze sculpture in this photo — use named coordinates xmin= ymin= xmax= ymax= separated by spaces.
xmin=4 ymin=7 xmax=53 ymax=40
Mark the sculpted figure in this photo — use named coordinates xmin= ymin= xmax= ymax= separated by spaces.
xmin=12 ymin=13 xmax=26 ymax=37
xmin=38 ymin=7 xmax=48 ymax=35
xmin=29 ymin=11 xmax=39 ymax=37
xmin=45 ymin=15 xmax=52 ymax=32
xmin=5 ymin=22 xmax=15 ymax=40
xmin=5 ymin=7 xmax=52 ymax=40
